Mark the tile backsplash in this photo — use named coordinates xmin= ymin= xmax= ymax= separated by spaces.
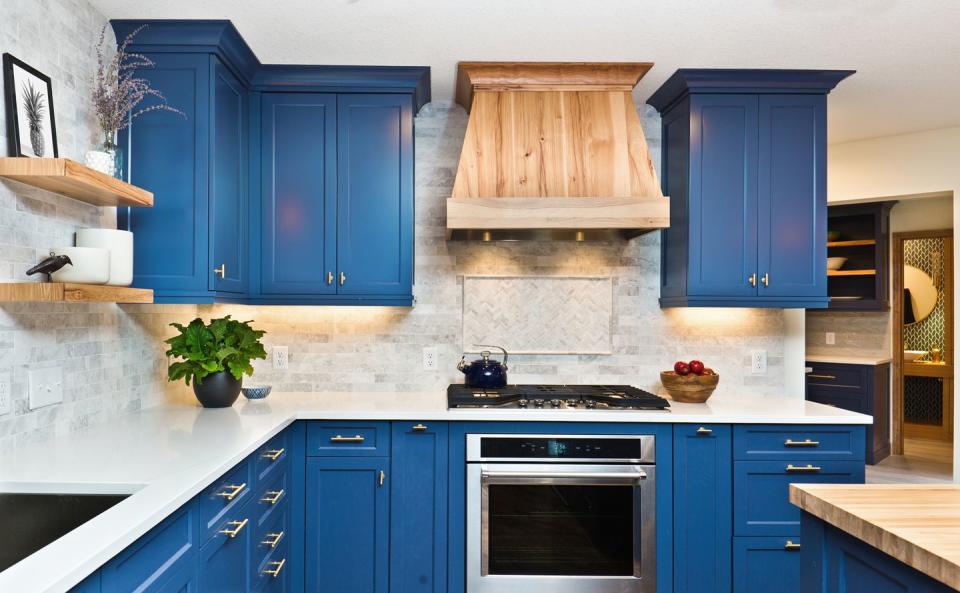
xmin=0 ymin=2 xmax=790 ymax=448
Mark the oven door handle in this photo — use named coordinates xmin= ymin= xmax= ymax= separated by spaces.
xmin=480 ymin=469 xmax=647 ymax=484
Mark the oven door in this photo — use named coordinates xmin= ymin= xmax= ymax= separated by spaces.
xmin=466 ymin=463 xmax=656 ymax=593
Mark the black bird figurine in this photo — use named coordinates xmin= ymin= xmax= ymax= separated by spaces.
xmin=26 ymin=253 xmax=73 ymax=281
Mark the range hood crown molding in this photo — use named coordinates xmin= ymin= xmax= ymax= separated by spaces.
xmin=448 ymin=61 xmax=669 ymax=241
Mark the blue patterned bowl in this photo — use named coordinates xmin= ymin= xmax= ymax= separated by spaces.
xmin=242 ymin=385 xmax=272 ymax=400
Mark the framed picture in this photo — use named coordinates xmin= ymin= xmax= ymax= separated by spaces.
xmin=3 ymin=53 xmax=58 ymax=158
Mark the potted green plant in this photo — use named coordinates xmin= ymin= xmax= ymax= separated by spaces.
xmin=165 ymin=316 xmax=267 ymax=408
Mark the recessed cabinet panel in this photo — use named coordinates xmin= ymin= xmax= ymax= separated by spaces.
xmin=260 ymin=93 xmax=337 ymax=295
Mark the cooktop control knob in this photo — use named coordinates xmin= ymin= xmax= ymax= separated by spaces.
xmin=532 ymin=399 xmax=545 ymax=408
xmin=550 ymin=399 xmax=562 ymax=408
xmin=518 ymin=399 xmax=529 ymax=408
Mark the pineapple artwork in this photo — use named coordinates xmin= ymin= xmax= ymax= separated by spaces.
xmin=21 ymin=79 xmax=47 ymax=156
xmin=2 ymin=53 xmax=58 ymax=158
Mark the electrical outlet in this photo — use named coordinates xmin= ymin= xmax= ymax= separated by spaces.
xmin=751 ymin=350 xmax=768 ymax=374
xmin=272 ymin=346 xmax=289 ymax=370
xmin=825 ymin=332 xmax=836 ymax=345
xmin=0 ymin=372 xmax=11 ymax=416
xmin=28 ymin=367 xmax=63 ymax=410
xmin=422 ymin=347 xmax=438 ymax=370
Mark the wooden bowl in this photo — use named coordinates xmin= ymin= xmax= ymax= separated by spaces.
xmin=660 ymin=370 xmax=719 ymax=403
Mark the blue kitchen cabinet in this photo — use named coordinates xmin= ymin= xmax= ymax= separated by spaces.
xmin=390 ymin=422 xmax=449 ymax=593
xmin=305 ymin=457 xmax=390 ymax=593
xmin=648 ymin=69 xmax=853 ymax=308
xmin=198 ymin=502 xmax=252 ymax=593
xmin=69 ymin=571 xmax=100 ymax=593
xmin=733 ymin=537 xmax=802 ymax=593
xmin=673 ymin=424 xmax=732 ymax=593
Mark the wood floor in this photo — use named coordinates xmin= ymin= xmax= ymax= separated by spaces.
xmin=866 ymin=438 xmax=954 ymax=484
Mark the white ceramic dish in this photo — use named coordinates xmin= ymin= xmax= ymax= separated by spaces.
xmin=827 ymin=257 xmax=848 ymax=271
xmin=76 ymin=229 xmax=133 ymax=286
xmin=903 ymin=350 xmax=928 ymax=362
xmin=49 ymin=247 xmax=110 ymax=284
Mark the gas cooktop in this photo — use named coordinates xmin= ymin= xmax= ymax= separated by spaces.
xmin=447 ymin=384 xmax=670 ymax=410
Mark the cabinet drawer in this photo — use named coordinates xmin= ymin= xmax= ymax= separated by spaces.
xmin=734 ymin=425 xmax=865 ymax=460
xmin=200 ymin=458 xmax=253 ymax=540
xmin=252 ymin=463 xmax=289 ymax=530
xmin=254 ymin=430 xmax=289 ymax=486
xmin=307 ymin=422 xmax=390 ymax=456
xmin=733 ymin=536 xmax=801 ymax=593
xmin=807 ymin=391 xmax=865 ymax=414
xmin=805 ymin=363 xmax=869 ymax=391
xmin=252 ymin=506 xmax=289 ymax=591
xmin=253 ymin=539 xmax=289 ymax=593
xmin=734 ymin=460 xmax=864 ymax=536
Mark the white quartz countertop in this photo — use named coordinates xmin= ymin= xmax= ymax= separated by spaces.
xmin=0 ymin=391 xmax=871 ymax=593
xmin=806 ymin=353 xmax=893 ymax=365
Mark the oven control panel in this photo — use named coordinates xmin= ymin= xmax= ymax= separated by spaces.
xmin=470 ymin=435 xmax=655 ymax=463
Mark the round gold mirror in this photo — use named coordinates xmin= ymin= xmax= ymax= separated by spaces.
xmin=903 ymin=264 xmax=938 ymax=325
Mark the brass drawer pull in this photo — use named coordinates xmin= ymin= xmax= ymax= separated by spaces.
xmin=784 ymin=439 xmax=820 ymax=447
xmin=412 ymin=424 xmax=428 ymax=432
xmin=696 ymin=426 xmax=713 ymax=436
xmin=784 ymin=540 xmax=801 ymax=551
xmin=786 ymin=464 xmax=821 ymax=473
xmin=263 ymin=558 xmax=286 ymax=578
xmin=330 ymin=435 xmax=365 ymax=443
xmin=340 ymin=272 xmax=346 ymax=286
xmin=261 ymin=531 xmax=285 ymax=548
xmin=748 ymin=273 xmax=757 ymax=287
xmin=219 ymin=518 xmax=249 ymax=538
xmin=761 ymin=273 xmax=769 ymax=287
xmin=213 ymin=263 xmax=226 ymax=278
xmin=261 ymin=489 xmax=285 ymax=505
xmin=215 ymin=483 xmax=247 ymax=501
xmin=262 ymin=448 xmax=285 ymax=461
xmin=326 ymin=271 xmax=334 ymax=285
xmin=379 ymin=470 xmax=386 ymax=487
xmin=807 ymin=374 xmax=837 ymax=380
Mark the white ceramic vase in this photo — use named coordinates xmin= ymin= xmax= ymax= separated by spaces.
xmin=84 ymin=149 xmax=115 ymax=176
xmin=49 ymin=246 xmax=110 ymax=284
xmin=76 ymin=229 xmax=133 ymax=286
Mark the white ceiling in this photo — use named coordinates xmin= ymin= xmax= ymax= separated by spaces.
xmin=89 ymin=0 xmax=960 ymax=143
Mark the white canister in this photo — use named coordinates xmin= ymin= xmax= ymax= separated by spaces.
xmin=49 ymin=247 xmax=110 ymax=284
xmin=76 ymin=229 xmax=134 ymax=286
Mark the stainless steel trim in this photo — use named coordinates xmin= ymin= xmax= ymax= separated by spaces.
xmin=466 ymin=433 xmax=656 ymax=464
xmin=480 ymin=467 xmax=647 ymax=484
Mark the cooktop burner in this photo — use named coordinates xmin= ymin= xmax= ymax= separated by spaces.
xmin=447 ymin=384 xmax=670 ymax=410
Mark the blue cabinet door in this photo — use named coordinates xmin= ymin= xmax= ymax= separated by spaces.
xmin=260 ymin=93 xmax=337 ymax=296
xmin=733 ymin=537 xmax=802 ymax=593
xmin=674 ymin=424 xmax=732 ymax=593
xmin=120 ymin=53 xmax=210 ymax=295
xmin=390 ymin=422 xmax=448 ymax=593
xmin=70 ymin=571 xmax=101 ymax=593
xmin=687 ymin=95 xmax=759 ymax=298
xmin=336 ymin=94 xmax=413 ymax=297
xmin=210 ymin=58 xmax=248 ymax=294
xmin=757 ymin=94 xmax=827 ymax=300
xmin=305 ymin=457 xmax=389 ymax=593
xmin=198 ymin=506 xmax=252 ymax=593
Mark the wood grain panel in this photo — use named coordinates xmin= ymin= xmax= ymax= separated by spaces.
xmin=0 ymin=158 xmax=153 ymax=207
xmin=0 ymin=283 xmax=153 ymax=303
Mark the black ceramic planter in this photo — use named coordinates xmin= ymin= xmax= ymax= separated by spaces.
xmin=193 ymin=371 xmax=242 ymax=408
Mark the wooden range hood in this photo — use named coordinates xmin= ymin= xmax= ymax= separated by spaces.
xmin=448 ymin=62 xmax=669 ymax=240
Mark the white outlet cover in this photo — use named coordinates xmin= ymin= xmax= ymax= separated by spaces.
xmin=0 ymin=371 xmax=12 ymax=416
xmin=826 ymin=332 xmax=836 ymax=345
xmin=422 ymin=346 xmax=438 ymax=370
xmin=751 ymin=350 xmax=768 ymax=375
xmin=29 ymin=367 xmax=63 ymax=410
xmin=273 ymin=346 xmax=289 ymax=370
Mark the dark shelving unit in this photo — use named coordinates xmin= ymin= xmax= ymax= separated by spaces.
xmin=827 ymin=201 xmax=895 ymax=310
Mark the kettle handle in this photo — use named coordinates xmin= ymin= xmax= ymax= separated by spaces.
xmin=472 ymin=345 xmax=508 ymax=370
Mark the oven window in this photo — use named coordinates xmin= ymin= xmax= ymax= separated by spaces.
xmin=486 ymin=484 xmax=634 ymax=576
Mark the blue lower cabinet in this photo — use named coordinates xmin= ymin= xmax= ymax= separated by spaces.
xmin=733 ymin=537 xmax=802 ymax=593
xmin=674 ymin=424 xmax=732 ymax=593
xmin=69 ymin=571 xmax=100 ymax=593
xmin=390 ymin=422 xmax=449 ymax=593
xmin=198 ymin=505 xmax=252 ymax=593
xmin=305 ymin=457 xmax=390 ymax=593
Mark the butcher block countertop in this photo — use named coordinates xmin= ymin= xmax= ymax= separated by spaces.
xmin=790 ymin=484 xmax=960 ymax=589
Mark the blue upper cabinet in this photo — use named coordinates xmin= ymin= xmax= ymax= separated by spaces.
xmin=648 ymin=69 xmax=852 ymax=308
xmin=111 ymin=20 xmax=428 ymax=306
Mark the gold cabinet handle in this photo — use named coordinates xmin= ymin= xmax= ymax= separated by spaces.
xmin=339 ymin=271 xmax=346 ymax=286
xmin=761 ymin=273 xmax=769 ymax=287
xmin=412 ymin=423 xmax=428 ymax=432
xmin=807 ymin=374 xmax=837 ymax=380
xmin=263 ymin=558 xmax=286 ymax=578
xmin=327 ymin=271 xmax=334 ymax=285
xmin=696 ymin=426 xmax=713 ymax=436
xmin=330 ymin=434 xmax=365 ymax=443
xmin=215 ymin=483 xmax=247 ymax=501
xmin=261 ymin=489 xmax=285 ymax=505
xmin=219 ymin=518 xmax=249 ymax=538
xmin=784 ymin=540 xmax=801 ymax=551
xmin=786 ymin=464 xmax=821 ymax=473
xmin=784 ymin=439 xmax=820 ymax=447
xmin=748 ymin=273 xmax=757 ymax=287
xmin=379 ymin=470 xmax=386 ymax=487
xmin=261 ymin=531 xmax=285 ymax=548
xmin=213 ymin=263 xmax=226 ymax=278
xmin=262 ymin=448 xmax=285 ymax=461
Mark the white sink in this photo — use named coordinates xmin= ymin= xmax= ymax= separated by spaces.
xmin=904 ymin=350 xmax=928 ymax=362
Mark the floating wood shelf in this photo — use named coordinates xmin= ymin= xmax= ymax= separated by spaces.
xmin=0 ymin=158 xmax=153 ymax=207
xmin=0 ymin=283 xmax=153 ymax=304
xmin=828 ymin=269 xmax=877 ymax=277
xmin=827 ymin=239 xmax=876 ymax=247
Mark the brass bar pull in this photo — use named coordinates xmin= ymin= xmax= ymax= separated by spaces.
xmin=327 ymin=271 xmax=334 ymax=285
xmin=213 ymin=263 xmax=226 ymax=278
xmin=219 ymin=518 xmax=249 ymax=538
xmin=784 ymin=540 xmax=801 ymax=551
xmin=784 ymin=439 xmax=820 ymax=447
xmin=263 ymin=558 xmax=286 ymax=578
xmin=786 ymin=464 xmax=821 ymax=473
xmin=262 ymin=531 xmax=285 ymax=548
xmin=262 ymin=448 xmax=285 ymax=461
xmin=761 ymin=273 xmax=769 ymax=287
xmin=748 ymin=273 xmax=757 ymax=287
xmin=340 ymin=272 xmax=346 ymax=286
xmin=330 ymin=435 xmax=365 ymax=443
xmin=807 ymin=374 xmax=837 ymax=380
xmin=696 ymin=426 xmax=713 ymax=436
xmin=261 ymin=489 xmax=285 ymax=505
xmin=215 ymin=483 xmax=247 ymax=501
xmin=412 ymin=424 xmax=428 ymax=432
xmin=379 ymin=470 xmax=386 ymax=487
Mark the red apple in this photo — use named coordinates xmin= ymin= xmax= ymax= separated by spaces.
xmin=688 ymin=360 xmax=705 ymax=375
xmin=674 ymin=361 xmax=690 ymax=376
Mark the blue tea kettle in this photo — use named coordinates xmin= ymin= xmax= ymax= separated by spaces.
xmin=457 ymin=345 xmax=509 ymax=389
